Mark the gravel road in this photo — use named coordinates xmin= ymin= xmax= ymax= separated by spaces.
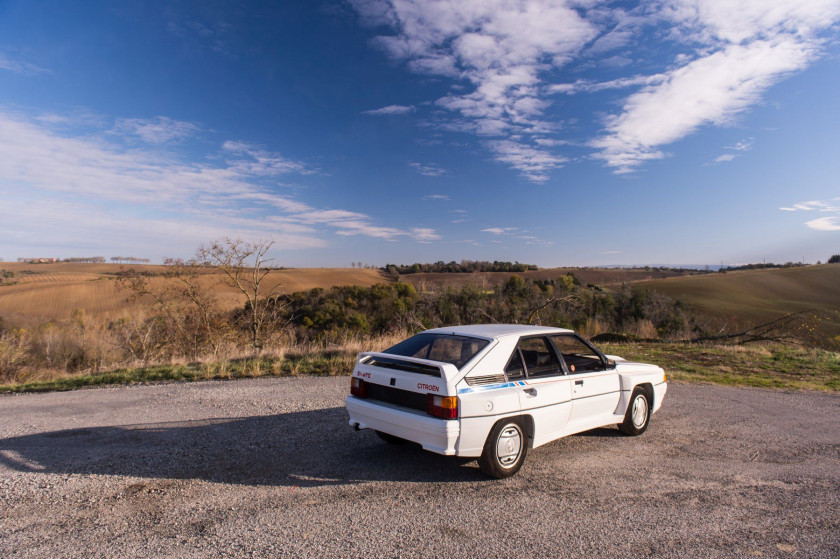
xmin=1 ymin=378 xmax=838 ymax=558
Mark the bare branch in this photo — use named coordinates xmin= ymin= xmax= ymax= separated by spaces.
xmin=197 ymin=238 xmax=281 ymax=352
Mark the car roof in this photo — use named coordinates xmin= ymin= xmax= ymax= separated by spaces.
xmin=421 ymin=324 xmax=574 ymax=340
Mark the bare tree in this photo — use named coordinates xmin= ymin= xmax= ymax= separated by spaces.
xmin=117 ymin=258 xmax=229 ymax=359
xmin=527 ymin=293 xmax=578 ymax=325
xmin=197 ymin=238 xmax=287 ymax=352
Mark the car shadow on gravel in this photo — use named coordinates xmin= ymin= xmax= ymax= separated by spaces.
xmin=574 ymin=427 xmax=624 ymax=438
xmin=0 ymin=407 xmax=498 ymax=487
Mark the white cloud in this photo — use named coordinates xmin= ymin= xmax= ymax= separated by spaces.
xmin=363 ymin=104 xmax=416 ymax=115
xmin=0 ymin=107 xmax=441 ymax=254
xmin=450 ymin=208 xmax=467 ymax=223
xmin=780 ymin=199 xmax=840 ymax=213
xmin=486 ymin=139 xmax=566 ymax=182
xmin=658 ymin=0 xmax=840 ymax=45
xmin=351 ymin=1 xmax=840 ymax=177
xmin=512 ymin=233 xmax=554 ymax=246
xmin=587 ymin=29 xmax=634 ymax=55
xmin=221 ymin=140 xmax=315 ymax=176
xmin=710 ymin=137 xmax=754 ymax=164
xmin=593 ymin=38 xmax=816 ymax=172
xmin=780 ymin=198 xmax=840 ymax=231
xmin=806 ymin=217 xmax=840 ymax=231
xmin=422 ymin=193 xmax=450 ymax=200
xmin=481 ymin=227 xmax=517 ymax=235
xmin=548 ymin=74 xmax=667 ymax=95
xmin=0 ymin=197 xmax=328 ymax=257
xmin=729 ymin=138 xmax=754 ymax=151
xmin=114 ymin=116 xmax=200 ymax=144
xmin=333 ymin=221 xmax=405 ymax=238
xmin=533 ymin=137 xmax=565 ymax=147
xmin=591 ymin=0 xmax=839 ymax=173
xmin=479 ymin=225 xmax=553 ymax=245
xmin=294 ymin=209 xmax=370 ymax=224
xmin=410 ymin=162 xmax=447 ymax=177
xmin=0 ymin=50 xmax=50 ymax=75
xmin=411 ymin=228 xmax=442 ymax=241
xmin=350 ymin=0 xmax=598 ymax=182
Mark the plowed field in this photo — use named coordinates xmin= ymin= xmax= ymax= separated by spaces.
xmin=0 ymin=264 xmax=388 ymax=322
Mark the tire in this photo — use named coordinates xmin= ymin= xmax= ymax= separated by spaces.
xmin=375 ymin=430 xmax=406 ymax=445
xmin=478 ymin=418 xmax=528 ymax=479
xmin=618 ymin=387 xmax=651 ymax=436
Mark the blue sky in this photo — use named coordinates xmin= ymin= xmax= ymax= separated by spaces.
xmin=1 ymin=0 xmax=839 ymax=267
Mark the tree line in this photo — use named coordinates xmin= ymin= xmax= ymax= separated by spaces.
xmin=15 ymin=256 xmax=150 ymax=264
xmin=385 ymin=260 xmax=538 ymax=275
xmin=281 ymin=273 xmax=695 ymax=345
xmin=110 ymin=257 xmax=151 ymax=264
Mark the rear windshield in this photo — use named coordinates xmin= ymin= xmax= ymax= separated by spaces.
xmin=384 ymin=333 xmax=490 ymax=370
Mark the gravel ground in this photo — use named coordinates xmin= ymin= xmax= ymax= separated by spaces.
xmin=0 ymin=378 xmax=838 ymax=558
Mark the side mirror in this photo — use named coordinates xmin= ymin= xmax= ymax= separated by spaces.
xmin=606 ymin=359 xmax=616 ymax=369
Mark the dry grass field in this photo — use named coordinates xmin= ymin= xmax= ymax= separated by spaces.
xmin=640 ymin=264 xmax=840 ymax=344
xmin=0 ymin=263 xmax=388 ymax=322
xmin=640 ymin=264 xmax=840 ymax=322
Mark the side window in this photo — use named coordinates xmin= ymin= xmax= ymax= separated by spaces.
xmin=517 ymin=337 xmax=562 ymax=378
xmin=550 ymin=335 xmax=605 ymax=373
xmin=505 ymin=349 xmax=525 ymax=380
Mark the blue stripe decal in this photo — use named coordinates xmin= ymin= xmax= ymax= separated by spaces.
xmin=458 ymin=380 xmax=526 ymax=394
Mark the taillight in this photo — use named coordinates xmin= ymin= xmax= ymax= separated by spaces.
xmin=427 ymin=394 xmax=458 ymax=419
xmin=350 ymin=377 xmax=368 ymax=398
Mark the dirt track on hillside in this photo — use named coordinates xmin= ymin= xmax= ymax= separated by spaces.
xmin=1 ymin=379 xmax=838 ymax=558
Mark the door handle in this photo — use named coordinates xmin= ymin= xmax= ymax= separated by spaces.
xmin=523 ymin=388 xmax=538 ymax=397
xmin=574 ymin=380 xmax=584 ymax=386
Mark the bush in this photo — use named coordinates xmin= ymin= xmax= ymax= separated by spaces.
xmin=0 ymin=332 xmax=28 ymax=383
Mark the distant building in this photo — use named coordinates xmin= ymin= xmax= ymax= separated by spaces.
xmin=17 ymin=257 xmax=59 ymax=263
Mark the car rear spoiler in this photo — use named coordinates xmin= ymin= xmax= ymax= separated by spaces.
xmin=356 ymin=352 xmax=460 ymax=379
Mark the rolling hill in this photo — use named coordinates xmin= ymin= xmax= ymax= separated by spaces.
xmin=640 ymin=264 xmax=840 ymax=345
xmin=0 ymin=263 xmax=388 ymax=323
xmin=3 ymin=261 xmax=838 ymax=349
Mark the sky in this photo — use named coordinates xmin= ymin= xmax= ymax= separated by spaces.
xmin=1 ymin=0 xmax=839 ymax=268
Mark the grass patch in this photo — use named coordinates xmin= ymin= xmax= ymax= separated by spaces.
xmin=2 ymin=342 xmax=838 ymax=394
xmin=0 ymin=350 xmax=357 ymax=394
xmin=602 ymin=342 xmax=840 ymax=392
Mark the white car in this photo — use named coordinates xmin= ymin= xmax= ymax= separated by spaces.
xmin=346 ymin=324 xmax=667 ymax=478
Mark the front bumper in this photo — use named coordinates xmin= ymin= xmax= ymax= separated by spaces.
xmin=653 ymin=381 xmax=667 ymax=413
xmin=345 ymin=395 xmax=460 ymax=455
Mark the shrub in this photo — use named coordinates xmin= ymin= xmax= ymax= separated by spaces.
xmin=0 ymin=332 xmax=28 ymax=383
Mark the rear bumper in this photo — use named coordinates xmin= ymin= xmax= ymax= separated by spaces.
xmin=346 ymin=395 xmax=460 ymax=455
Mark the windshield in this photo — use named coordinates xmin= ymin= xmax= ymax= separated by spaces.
xmin=384 ymin=333 xmax=490 ymax=370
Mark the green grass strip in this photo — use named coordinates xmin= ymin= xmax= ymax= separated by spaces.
xmin=2 ymin=342 xmax=838 ymax=394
